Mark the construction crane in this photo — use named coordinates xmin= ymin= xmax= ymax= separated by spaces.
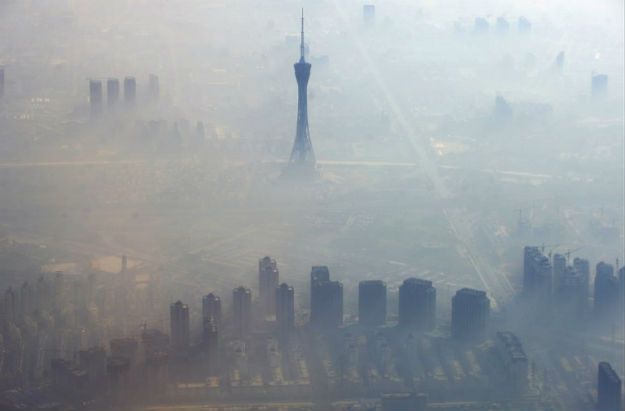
xmin=565 ymin=246 xmax=583 ymax=262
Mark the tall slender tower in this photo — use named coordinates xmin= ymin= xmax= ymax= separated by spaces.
xmin=288 ymin=10 xmax=315 ymax=167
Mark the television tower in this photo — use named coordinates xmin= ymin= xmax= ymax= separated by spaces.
xmin=288 ymin=10 xmax=316 ymax=168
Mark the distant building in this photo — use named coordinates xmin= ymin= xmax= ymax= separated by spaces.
xmin=517 ymin=16 xmax=531 ymax=33
xmin=107 ymin=78 xmax=120 ymax=106
xmin=398 ymin=278 xmax=436 ymax=330
xmin=591 ymin=74 xmax=608 ymax=97
xmin=78 ymin=346 xmax=107 ymax=391
xmin=232 ymin=287 xmax=252 ymax=338
xmin=202 ymin=293 xmax=222 ymax=329
xmin=148 ymin=73 xmax=160 ymax=100
xmin=358 ymin=280 xmax=387 ymax=327
xmin=259 ymin=256 xmax=279 ymax=317
xmin=381 ymin=393 xmax=427 ymax=411
xmin=363 ymin=4 xmax=375 ymax=26
xmin=123 ymin=76 xmax=136 ymax=104
xmin=89 ymin=80 xmax=103 ymax=115
xmin=557 ymin=266 xmax=586 ymax=318
xmin=452 ymin=288 xmax=490 ymax=341
xmin=310 ymin=266 xmax=330 ymax=324
xmin=201 ymin=317 xmax=219 ymax=373
xmin=619 ymin=266 xmax=625 ymax=321
xmin=554 ymin=51 xmax=565 ymax=73
xmin=474 ymin=17 xmax=489 ymax=34
xmin=496 ymin=17 xmax=509 ymax=34
xmin=276 ymin=283 xmax=295 ymax=344
xmin=594 ymin=262 xmax=618 ymax=318
xmin=597 ymin=362 xmax=622 ymax=411
xmin=109 ymin=337 xmax=138 ymax=365
xmin=523 ymin=246 xmax=552 ymax=301
xmin=170 ymin=301 xmax=190 ymax=353
xmin=495 ymin=332 xmax=529 ymax=393
xmin=312 ymin=280 xmax=343 ymax=328
xmin=573 ymin=257 xmax=590 ymax=306
xmin=493 ymin=95 xmax=513 ymax=122
xmin=553 ymin=253 xmax=567 ymax=292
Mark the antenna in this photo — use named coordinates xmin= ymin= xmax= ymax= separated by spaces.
xmin=300 ymin=9 xmax=305 ymax=61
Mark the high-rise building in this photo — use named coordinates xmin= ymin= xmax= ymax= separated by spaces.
xmin=201 ymin=317 xmax=219 ymax=373
xmin=358 ymin=280 xmax=387 ymax=327
xmin=202 ymin=293 xmax=222 ymax=328
xmin=232 ymin=287 xmax=252 ymax=338
xmin=597 ymin=362 xmax=622 ymax=411
xmin=451 ymin=288 xmax=490 ymax=342
xmin=107 ymin=78 xmax=119 ymax=106
xmin=619 ymin=266 xmax=625 ymax=321
xmin=259 ymin=256 xmax=279 ymax=317
xmin=573 ymin=257 xmax=590 ymax=306
xmin=310 ymin=265 xmax=330 ymax=324
xmin=517 ymin=16 xmax=531 ymax=33
xmin=89 ymin=80 xmax=103 ymax=115
xmin=363 ymin=4 xmax=375 ymax=26
xmin=523 ymin=246 xmax=552 ymax=301
xmin=592 ymin=74 xmax=608 ymax=97
xmin=276 ymin=283 xmax=295 ymax=344
xmin=553 ymin=253 xmax=567 ymax=292
xmin=123 ymin=76 xmax=136 ymax=104
xmin=148 ymin=73 xmax=160 ymax=100
xmin=398 ymin=278 xmax=436 ymax=330
xmin=170 ymin=301 xmax=190 ymax=353
xmin=495 ymin=332 xmax=529 ymax=394
xmin=594 ymin=262 xmax=618 ymax=318
xmin=557 ymin=266 xmax=586 ymax=318
xmin=312 ymin=280 xmax=343 ymax=328
xmin=287 ymin=10 xmax=315 ymax=169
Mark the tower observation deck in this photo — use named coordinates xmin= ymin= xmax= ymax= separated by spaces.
xmin=288 ymin=10 xmax=316 ymax=169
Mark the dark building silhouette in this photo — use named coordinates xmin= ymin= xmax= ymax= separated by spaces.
xmin=107 ymin=78 xmax=119 ymax=106
xmin=452 ymin=288 xmax=490 ymax=342
xmin=89 ymin=80 xmax=103 ymax=115
xmin=619 ymin=266 xmax=625 ymax=321
xmin=398 ymin=278 xmax=436 ymax=330
xmin=523 ymin=246 xmax=552 ymax=301
xmin=259 ymin=256 xmax=279 ymax=317
xmin=312 ymin=280 xmax=343 ymax=329
xmin=518 ymin=16 xmax=531 ymax=33
xmin=288 ymin=10 xmax=315 ymax=169
xmin=493 ymin=95 xmax=513 ymax=123
xmin=123 ymin=76 xmax=136 ymax=104
xmin=232 ymin=287 xmax=252 ymax=338
xmin=363 ymin=4 xmax=375 ymax=26
xmin=592 ymin=74 xmax=608 ymax=97
xmin=597 ymin=362 xmax=622 ymax=411
xmin=202 ymin=293 xmax=222 ymax=328
xmin=110 ymin=337 xmax=138 ymax=365
xmin=170 ymin=301 xmax=190 ymax=353
xmin=310 ymin=265 xmax=330 ymax=324
xmin=201 ymin=317 xmax=219 ymax=373
xmin=557 ymin=266 xmax=587 ymax=318
xmin=358 ymin=280 xmax=387 ymax=327
xmin=276 ymin=283 xmax=295 ymax=344
xmin=594 ymin=262 xmax=618 ymax=318
xmin=573 ymin=257 xmax=590 ymax=306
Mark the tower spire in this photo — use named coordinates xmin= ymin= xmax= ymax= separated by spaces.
xmin=300 ymin=9 xmax=305 ymax=61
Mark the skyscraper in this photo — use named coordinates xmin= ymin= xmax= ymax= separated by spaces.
xmin=398 ymin=278 xmax=436 ymax=330
xmin=310 ymin=266 xmax=343 ymax=328
xmin=276 ymin=283 xmax=295 ymax=344
xmin=523 ymin=246 xmax=552 ymax=301
xmin=597 ymin=362 xmax=622 ymax=411
xmin=202 ymin=293 xmax=222 ymax=328
xmin=169 ymin=301 xmax=190 ymax=353
xmin=89 ymin=80 xmax=103 ymax=115
xmin=0 ymin=67 xmax=4 ymax=98
xmin=123 ymin=76 xmax=136 ymax=104
xmin=451 ymin=288 xmax=490 ymax=342
xmin=592 ymin=74 xmax=608 ymax=97
xmin=259 ymin=256 xmax=279 ymax=317
xmin=107 ymin=78 xmax=119 ymax=106
xmin=201 ymin=317 xmax=219 ymax=373
xmin=552 ymin=253 xmax=567 ymax=293
xmin=594 ymin=262 xmax=618 ymax=318
xmin=232 ymin=287 xmax=252 ymax=338
xmin=287 ymin=10 xmax=315 ymax=169
xmin=148 ymin=73 xmax=160 ymax=100
xmin=358 ymin=280 xmax=387 ymax=327
xmin=310 ymin=265 xmax=330 ymax=324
